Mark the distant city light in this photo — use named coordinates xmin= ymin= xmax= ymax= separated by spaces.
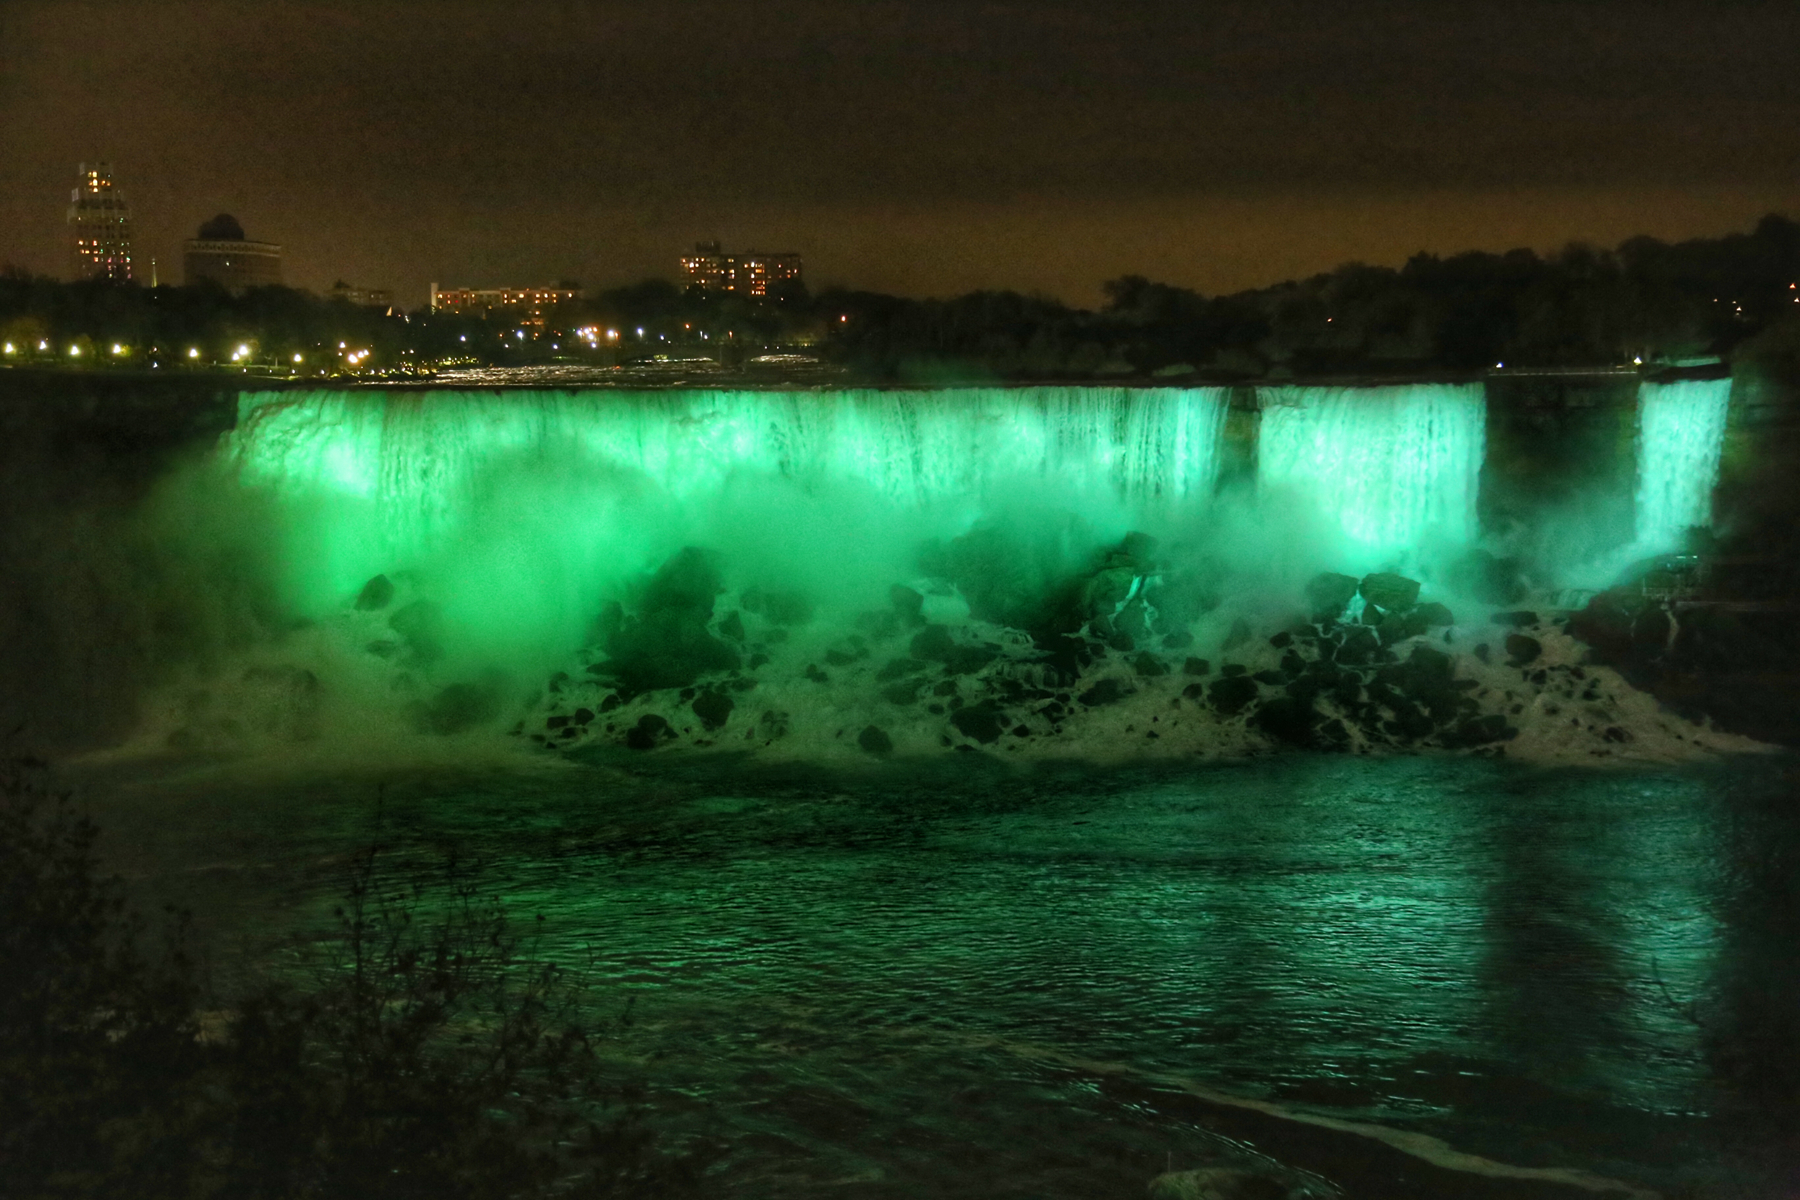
xmin=236 ymin=344 xmax=250 ymax=358
xmin=38 ymin=340 xmax=48 ymax=351
xmin=459 ymin=335 xmax=466 ymax=342
xmin=2 ymin=343 xmax=12 ymax=355
xmin=69 ymin=344 xmax=81 ymax=357
xmin=111 ymin=344 xmax=124 ymax=355
xmin=188 ymin=347 xmax=200 ymax=358
xmin=293 ymin=353 xmax=304 ymax=363
xmin=636 ymin=327 xmax=644 ymax=337
xmin=607 ymin=329 xmax=617 ymax=339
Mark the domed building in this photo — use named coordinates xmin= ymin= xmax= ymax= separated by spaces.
xmin=183 ymin=214 xmax=282 ymax=292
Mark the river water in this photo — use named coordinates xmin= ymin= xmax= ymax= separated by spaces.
xmin=74 ymin=749 xmax=1799 ymax=1199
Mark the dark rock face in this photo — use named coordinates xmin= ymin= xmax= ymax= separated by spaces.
xmin=1360 ymin=572 xmax=1421 ymax=612
xmin=1131 ymin=652 xmax=1168 ymax=676
xmin=1504 ymin=633 xmax=1543 ymax=666
xmin=625 ymin=713 xmax=675 ymax=749
xmin=888 ymin=584 xmax=926 ymax=624
xmin=1207 ymin=674 xmax=1259 ymax=715
xmin=388 ymin=600 xmax=445 ymax=666
xmin=742 ymin=587 xmax=814 ymax=626
xmin=1491 ymin=610 xmax=1540 ymax=629
xmin=691 ymin=689 xmax=733 ymax=730
xmin=1182 ymin=657 xmax=1211 ymax=676
xmin=594 ymin=548 xmax=740 ymax=695
xmin=1078 ymin=678 xmax=1128 ymax=706
xmin=1447 ymin=548 xmax=1528 ymax=605
xmin=909 ymin=625 xmax=956 ymax=661
xmin=419 ymin=680 xmax=500 ymax=734
xmin=716 ymin=611 xmax=746 ymax=643
xmin=858 ymin=724 xmax=894 ymax=755
xmin=1304 ymin=572 xmax=1360 ymax=622
xmin=950 ymin=703 xmax=1007 ymax=743
xmin=354 ymin=574 xmax=395 ymax=611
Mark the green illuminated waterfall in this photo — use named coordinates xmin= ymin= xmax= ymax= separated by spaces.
xmin=1255 ymin=384 xmax=1486 ymax=561
xmin=1635 ymin=379 xmax=1732 ymax=554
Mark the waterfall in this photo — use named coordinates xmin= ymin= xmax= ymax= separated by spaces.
xmin=227 ymin=386 xmax=1229 ymax=609
xmin=1254 ymin=384 xmax=1486 ymax=559
xmin=1635 ymin=379 xmax=1730 ymax=554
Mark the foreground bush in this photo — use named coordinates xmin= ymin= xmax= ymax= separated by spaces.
xmin=0 ymin=759 xmax=708 ymax=1199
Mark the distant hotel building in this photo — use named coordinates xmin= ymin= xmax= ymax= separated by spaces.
xmin=183 ymin=214 xmax=283 ymax=292
xmin=330 ymin=281 xmax=394 ymax=308
xmin=428 ymin=284 xmax=580 ymax=329
xmin=67 ymin=162 xmax=133 ymax=282
xmin=680 ymin=242 xmax=802 ymax=297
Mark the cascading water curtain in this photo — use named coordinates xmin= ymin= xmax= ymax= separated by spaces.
xmin=1634 ymin=379 xmax=1731 ymax=554
xmin=228 ymin=386 xmax=1230 ymax=607
xmin=1255 ymin=384 xmax=1486 ymax=562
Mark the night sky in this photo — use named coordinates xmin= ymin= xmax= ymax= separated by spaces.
xmin=3 ymin=0 xmax=1797 ymax=305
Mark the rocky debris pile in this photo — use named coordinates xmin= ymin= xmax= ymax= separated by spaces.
xmin=290 ymin=538 xmax=1745 ymax=765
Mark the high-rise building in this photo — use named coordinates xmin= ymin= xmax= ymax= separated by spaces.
xmin=680 ymin=242 xmax=802 ymax=297
xmin=428 ymin=284 xmax=580 ymax=329
xmin=183 ymin=214 xmax=283 ymax=292
xmin=67 ymin=162 xmax=133 ymax=282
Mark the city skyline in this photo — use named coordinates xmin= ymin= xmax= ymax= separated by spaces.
xmin=3 ymin=2 xmax=1797 ymax=305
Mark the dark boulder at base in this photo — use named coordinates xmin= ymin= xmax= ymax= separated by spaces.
xmin=1207 ymin=674 xmax=1259 ymax=716
xmin=949 ymin=703 xmax=1007 ymax=743
xmin=388 ymin=600 xmax=445 ymax=666
xmin=1446 ymin=548 xmax=1528 ymax=605
xmin=597 ymin=548 xmax=741 ymax=695
xmin=1491 ymin=610 xmax=1539 ymax=629
xmin=1078 ymin=678 xmax=1129 ymax=707
xmin=857 ymin=724 xmax=894 ymax=755
xmin=716 ymin=611 xmax=746 ymax=643
xmin=909 ymin=624 xmax=956 ymax=661
xmin=1304 ymin=572 xmax=1360 ymax=622
xmin=1504 ymin=633 xmax=1543 ymax=666
xmin=1360 ymin=572 xmax=1421 ymax=612
xmin=1131 ymin=651 xmax=1168 ymax=676
xmin=1182 ymin=657 xmax=1211 ymax=676
xmin=888 ymin=584 xmax=925 ymax=624
xmin=1254 ymin=695 xmax=1321 ymax=747
xmin=418 ymin=680 xmax=501 ymax=735
xmin=354 ymin=573 xmax=395 ymax=611
xmin=625 ymin=714 xmax=674 ymax=749
xmin=691 ymin=689 xmax=733 ymax=730
xmin=1442 ymin=713 xmax=1518 ymax=748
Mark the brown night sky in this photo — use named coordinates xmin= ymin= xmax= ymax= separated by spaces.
xmin=2 ymin=0 xmax=1797 ymax=305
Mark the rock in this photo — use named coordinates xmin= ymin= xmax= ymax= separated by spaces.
xmin=1221 ymin=617 xmax=1252 ymax=651
xmin=717 ymin=611 xmax=746 ymax=643
xmin=1490 ymin=610 xmax=1539 ymax=629
xmin=950 ymin=703 xmax=1007 ymax=743
xmin=1132 ymin=652 xmax=1169 ymax=676
xmin=572 ymin=707 xmax=595 ymax=724
xmin=1161 ymin=629 xmax=1194 ymax=649
xmin=1446 ymin=548 xmax=1528 ymax=605
xmin=1504 ymin=633 xmax=1542 ymax=666
xmin=881 ymin=682 xmax=921 ymax=705
xmin=1415 ymin=601 xmax=1454 ymax=627
xmin=1268 ymin=631 xmax=1293 ymax=649
xmin=625 ymin=713 xmax=674 ymax=749
xmin=419 ymin=680 xmax=500 ymax=735
xmin=824 ymin=649 xmax=856 ymax=666
xmin=1183 ymin=657 xmax=1212 ymax=676
xmin=1360 ymin=571 xmax=1421 ymax=612
xmin=1304 ymin=571 xmax=1360 ymax=622
xmin=1442 ymin=713 xmax=1517 ymax=747
xmin=691 ymin=689 xmax=733 ymax=730
xmin=889 ymin=583 xmax=926 ymax=624
xmin=1207 ymin=674 xmax=1259 ymax=716
xmin=1078 ymin=678 xmax=1128 ymax=706
xmin=1335 ymin=624 xmax=1380 ymax=666
xmin=1254 ymin=694 xmax=1319 ymax=746
xmin=742 ymin=587 xmax=814 ymax=626
xmin=876 ymin=657 xmax=926 ymax=681
xmin=1472 ymin=642 xmax=1491 ymax=663
xmin=858 ymin=724 xmax=894 ymax=755
xmin=388 ymin=599 xmax=445 ymax=666
xmin=910 ymin=624 xmax=957 ymax=661
xmin=597 ymin=548 xmax=740 ymax=695
xmin=1147 ymin=1167 xmax=1291 ymax=1200
xmin=354 ymin=573 xmax=395 ymax=611
xmin=944 ymin=644 xmax=1000 ymax=674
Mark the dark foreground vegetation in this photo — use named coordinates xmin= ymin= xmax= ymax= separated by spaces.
xmin=0 ymin=759 xmax=708 ymax=1199
xmin=3 ymin=214 xmax=1798 ymax=381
